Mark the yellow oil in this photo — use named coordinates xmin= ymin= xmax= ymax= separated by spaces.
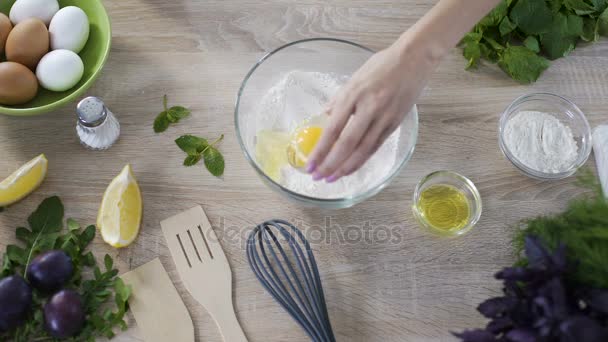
xmin=286 ymin=126 xmax=323 ymax=169
xmin=417 ymin=184 xmax=470 ymax=231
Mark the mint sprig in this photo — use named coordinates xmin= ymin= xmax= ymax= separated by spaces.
xmin=462 ymin=0 xmax=608 ymax=83
xmin=175 ymin=134 xmax=225 ymax=177
xmin=153 ymin=95 xmax=191 ymax=133
xmin=0 ymin=197 xmax=131 ymax=341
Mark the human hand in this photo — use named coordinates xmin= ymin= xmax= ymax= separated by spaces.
xmin=306 ymin=39 xmax=438 ymax=182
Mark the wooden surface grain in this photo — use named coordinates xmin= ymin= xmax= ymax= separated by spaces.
xmin=1 ymin=0 xmax=607 ymax=341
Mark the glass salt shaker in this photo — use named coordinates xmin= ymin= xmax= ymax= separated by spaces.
xmin=76 ymin=97 xmax=120 ymax=150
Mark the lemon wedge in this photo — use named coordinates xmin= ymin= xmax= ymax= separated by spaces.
xmin=97 ymin=165 xmax=142 ymax=248
xmin=0 ymin=154 xmax=48 ymax=207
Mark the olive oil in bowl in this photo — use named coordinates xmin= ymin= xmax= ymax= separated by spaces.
xmin=413 ymin=171 xmax=482 ymax=236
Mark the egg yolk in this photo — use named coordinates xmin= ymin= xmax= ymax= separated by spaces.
xmin=287 ymin=126 xmax=323 ymax=168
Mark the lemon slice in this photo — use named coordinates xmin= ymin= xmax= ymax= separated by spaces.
xmin=0 ymin=154 xmax=48 ymax=207
xmin=97 ymin=165 xmax=142 ymax=248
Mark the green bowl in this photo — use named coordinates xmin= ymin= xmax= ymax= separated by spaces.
xmin=0 ymin=0 xmax=111 ymax=116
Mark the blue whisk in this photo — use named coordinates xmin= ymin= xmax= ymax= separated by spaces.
xmin=246 ymin=220 xmax=336 ymax=342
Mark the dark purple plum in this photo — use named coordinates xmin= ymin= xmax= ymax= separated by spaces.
xmin=27 ymin=250 xmax=73 ymax=293
xmin=0 ymin=275 xmax=32 ymax=332
xmin=44 ymin=289 xmax=85 ymax=339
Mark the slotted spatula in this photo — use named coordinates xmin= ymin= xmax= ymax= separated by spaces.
xmin=160 ymin=206 xmax=248 ymax=342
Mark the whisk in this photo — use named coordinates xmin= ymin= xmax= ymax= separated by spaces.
xmin=246 ymin=220 xmax=336 ymax=342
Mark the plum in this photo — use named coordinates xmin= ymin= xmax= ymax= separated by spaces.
xmin=27 ymin=250 xmax=73 ymax=293
xmin=44 ymin=289 xmax=85 ymax=339
xmin=0 ymin=275 xmax=33 ymax=332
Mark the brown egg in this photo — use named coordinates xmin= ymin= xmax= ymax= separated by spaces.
xmin=0 ymin=62 xmax=38 ymax=105
xmin=5 ymin=18 xmax=49 ymax=70
xmin=0 ymin=13 xmax=11 ymax=54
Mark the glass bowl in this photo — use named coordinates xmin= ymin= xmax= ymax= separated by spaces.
xmin=412 ymin=171 xmax=482 ymax=237
xmin=235 ymin=38 xmax=419 ymax=209
xmin=498 ymin=93 xmax=592 ymax=180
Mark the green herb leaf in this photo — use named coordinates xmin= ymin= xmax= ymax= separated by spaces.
xmin=67 ymin=218 xmax=80 ymax=231
xmin=479 ymin=0 xmax=509 ymax=27
xmin=153 ymin=111 xmax=170 ymax=133
xmin=581 ymin=17 xmax=600 ymax=41
xmin=498 ymin=45 xmax=550 ymax=84
xmin=204 ymin=147 xmax=225 ymax=177
xmin=175 ymin=135 xmax=208 ymax=155
xmin=523 ymin=36 xmax=540 ymax=53
xmin=166 ymin=106 xmax=190 ymax=123
xmin=184 ymin=154 xmax=202 ymax=166
xmin=599 ymin=8 xmax=608 ymax=36
xmin=153 ymin=95 xmax=190 ymax=132
xmin=540 ymin=13 xmax=583 ymax=59
xmin=499 ymin=16 xmax=517 ymax=36
xmin=564 ymin=0 xmax=598 ymax=15
xmin=510 ymin=0 xmax=553 ymax=35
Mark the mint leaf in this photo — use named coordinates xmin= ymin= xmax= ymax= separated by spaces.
xmin=510 ymin=0 xmax=553 ymax=35
xmin=153 ymin=111 xmax=170 ymax=133
xmin=600 ymin=8 xmax=608 ymax=36
xmin=184 ymin=154 xmax=202 ymax=166
xmin=480 ymin=0 xmax=509 ymax=27
xmin=203 ymin=147 xmax=225 ymax=177
xmin=175 ymin=135 xmax=208 ymax=155
xmin=166 ymin=106 xmax=190 ymax=123
xmin=523 ymin=36 xmax=540 ymax=53
xmin=499 ymin=16 xmax=517 ymax=36
xmin=564 ymin=0 xmax=598 ymax=15
xmin=462 ymin=32 xmax=483 ymax=69
xmin=154 ymin=95 xmax=189 ymax=132
xmin=498 ymin=45 xmax=550 ymax=83
xmin=541 ymin=13 xmax=583 ymax=59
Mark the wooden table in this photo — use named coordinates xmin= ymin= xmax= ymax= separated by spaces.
xmin=1 ymin=1 xmax=607 ymax=341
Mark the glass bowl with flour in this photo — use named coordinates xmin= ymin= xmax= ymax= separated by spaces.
xmin=235 ymin=39 xmax=418 ymax=208
xmin=499 ymin=93 xmax=592 ymax=180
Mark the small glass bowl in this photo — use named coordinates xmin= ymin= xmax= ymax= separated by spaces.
xmin=412 ymin=171 xmax=482 ymax=237
xmin=499 ymin=93 xmax=592 ymax=180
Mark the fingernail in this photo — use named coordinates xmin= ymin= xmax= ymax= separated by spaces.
xmin=326 ymin=174 xmax=339 ymax=183
xmin=306 ymin=161 xmax=317 ymax=173
xmin=312 ymin=172 xmax=323 ymax=181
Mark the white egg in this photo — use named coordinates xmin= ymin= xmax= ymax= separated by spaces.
xmin=49 ymin=6 xmax=90 ymax=53
xmin=9 ymin=0 xmax=59 ymax=25
xmin=36 ymin=50 xmax=84 ymax=92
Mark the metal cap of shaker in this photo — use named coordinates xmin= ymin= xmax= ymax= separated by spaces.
xmin=77 ymin=96 xmax=107 ymax=127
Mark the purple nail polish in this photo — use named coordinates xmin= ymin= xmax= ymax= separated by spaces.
xmin=326 ymin=175 xmax=338 ymax=183
xmin=306 ymin=161 xmax=317 ymax=173
xmin=312 ymin=172 xmax=323 ymax=181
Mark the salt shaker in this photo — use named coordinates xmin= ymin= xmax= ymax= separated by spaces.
xmin=76 ymin=97 xmax=120 ymax=150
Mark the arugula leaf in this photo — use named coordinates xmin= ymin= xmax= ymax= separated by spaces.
xmin=0 ymin=197 xmax=131 ymax=341
xmin=510 ymin=0 xmax=553 ymax=35
xmin=498 ymin=45 xmax=550 ymax=84
xmin=153 ymin=95 xmax=190 ymax=133
xmin=175 ymin=135 xmax=208 ymax=155
xmin=523 ymin=36 xmax=541 ymax=53
xmin=204 ymin=147 xmax=225 ymax=177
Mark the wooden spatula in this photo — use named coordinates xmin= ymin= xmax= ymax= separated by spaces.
xmin=161 ymin=206 xmax=248 ymax=342
xmin=120 ymin=258 xmax=195 ymax=342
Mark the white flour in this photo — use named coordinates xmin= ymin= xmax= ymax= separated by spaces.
xmin=593 ymin=125 xmax=608 ymax=197
xmin=503 ymin=111 xmax=578 ymax=173
xmin=254 ymin=70 xmax=401 ymax=199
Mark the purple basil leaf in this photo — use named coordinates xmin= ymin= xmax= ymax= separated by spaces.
xmin=587 ymin=289 xmax=608 ymax=314
xmin=559 ymin=316 xmax=608 ymax=342
xmin=478 ymin=297 xmax=516 ymax=318
xmin=505 ymin=328 xmax=537 ymax=342
xmin=495 ymin=267 xmax=534 ymax=282
xmin=524 ymin=236 xmax=550 ymax=268
xmin=453 ymin=329 xmax=497 ymax=342
xmin=533 ymin=317 xmax=552 ymax=337
xmin=536 ymin=278 xmax=569 ymax=320
xmin=550 ymin=244 xmax=568 ymax=273
xmin=486 ymin=317 xmax=512 ymax=334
